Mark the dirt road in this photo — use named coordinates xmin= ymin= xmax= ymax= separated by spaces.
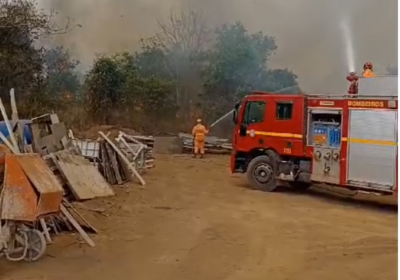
xmin=2 ymin=155 xmax=398 ymax=280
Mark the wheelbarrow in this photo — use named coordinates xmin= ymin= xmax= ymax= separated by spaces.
xmin=0 ymin=221 xmax=46 ymax=262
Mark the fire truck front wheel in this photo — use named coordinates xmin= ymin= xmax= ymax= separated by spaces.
xmin=246 ymin=155 xmax=278 ymax=192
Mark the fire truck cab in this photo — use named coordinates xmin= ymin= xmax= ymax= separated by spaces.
xmin=231 ymin=75 xmax=398 ymax=195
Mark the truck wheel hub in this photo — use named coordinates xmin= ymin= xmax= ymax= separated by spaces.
xmin=253 ymin=164 xmax=273 ymax=183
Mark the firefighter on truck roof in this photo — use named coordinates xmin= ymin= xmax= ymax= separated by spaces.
xmin=191 ymin=119 xmax=209 ymax=158
xmin=362 ymin=62 xmax=375 ymax=77
xmin=347 ymin=62 xmax=377 ymax=95
xmin=346 ymin=71 xmax=359 ymax=96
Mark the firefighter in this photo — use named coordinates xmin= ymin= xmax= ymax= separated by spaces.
xmin=362 ymin=62 xmax=375 ymax=77
xmin=346 ymin=72 xmax=359 ymax=96
xmin=192 ymin=119 xmax=209 ymax=158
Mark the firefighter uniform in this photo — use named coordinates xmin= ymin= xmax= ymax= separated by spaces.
xmin=363 ymin=69 xmax=375 ymax=77
xmin=346 ymin=72 xmax=359 ymax=96
xmin=192 ymin=119 xmax=209 ymax=158
xmin=362 ymin=62 xmax=375 ymax=77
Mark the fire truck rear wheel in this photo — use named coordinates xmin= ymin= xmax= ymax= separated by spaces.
xmin=247 ymin=155 xmax=278 ymax=192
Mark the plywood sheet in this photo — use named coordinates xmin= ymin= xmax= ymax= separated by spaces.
xmin=15 ymin=153 xmax=64 ymax=216
xmin=53 ymin=151 xmax=114 ymax=200
xmin=1 ymin=154 xmax=38 ymax=221
xmin=15 ymin=154 xmax=64 ymax=194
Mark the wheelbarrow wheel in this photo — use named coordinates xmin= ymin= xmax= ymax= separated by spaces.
xmin=23 ymin=229 xmax=46 ymax=262
xmin=5 ymin=230 xmax=29 ymax=262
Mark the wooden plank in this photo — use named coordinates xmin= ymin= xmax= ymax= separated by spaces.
xmin=60 ymin=204 xmax=95 ymax=247
xmin=99 ymin=132 xmax=146 ymax=186
xmin=68 ymin=129 xmax=75 ymax=139
xmin=99 ymin=141 xmax=115 ymax=184
xmin=105 ymin=143 xmax=123 ymax=184
xmin=63 ymin=199 xmax=98 ymax=234
xmin=15 ymin=154 xmax=64 ymax=194
xmin=118 ymin=136 xmax=138 ymax=158
xmin=0 ymin=130 xmax=18 ymax=154
xmin=102 ymin=142 xmax=116 ymax=184
xmin=116 ymin=153 xmax=130 ymax=181
xmin=40 ymin=218 xmax=53 ymax=243
xmin=31 ymin=113 xmax=52 ymax=123
xmin=52 ymin=151 xmax=114 ymax=200
xmin=14 ymin=153 xmax=64 ymax=216
xmin=1 ymin=154 xmax=38 ymax=221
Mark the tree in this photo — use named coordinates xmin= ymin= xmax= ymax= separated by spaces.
xmin=202 ymin=21 xmax=298 ymax=121
xmin=84 ymin=53 xmax=177 ymax=130
xmin=0 ymin=0 xmax=73 ymax=101
xmin=44 ymin=46 xmax=81 ymax=99
xmin=139 ymin=8 xmax=210 ymax=123
xmin=84 ymin=54 xmax=127 ymax=123
xmin=264 ymin=69 xmax=299 ymax=92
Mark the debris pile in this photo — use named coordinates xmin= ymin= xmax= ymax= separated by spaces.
xmin=71 ymin=130 xmax=154 ymax=185
xmin=116 ymin=131 xmax=155 ymax=169
xmin=0 ymin=89 xmax=154 ymax=262
xmin=178 ymin=133 xmax=232 ymax=154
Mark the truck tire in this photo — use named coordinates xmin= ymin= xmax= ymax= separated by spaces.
xmin=246 ymin=155 xmax=278 ymax=192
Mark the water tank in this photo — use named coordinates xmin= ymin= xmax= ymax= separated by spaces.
xmin=0 ymin=120 xmax=32 ymax=144
xmin=358 ymin=75 xmax=398 ymax=96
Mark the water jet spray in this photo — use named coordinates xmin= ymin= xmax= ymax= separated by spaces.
xmin=340 ymin=17 xmax=356 ymax=73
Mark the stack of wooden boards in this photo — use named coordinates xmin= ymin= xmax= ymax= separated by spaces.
xmin=179 ymin=133 xmax=232 ymax=154
xmin=70 ymin=130 xmax=155 ymax=186
xmin=0 ymin=90 xmax=155 ymax=253
xmin=0 ymin=110 xmax=117 ymax=248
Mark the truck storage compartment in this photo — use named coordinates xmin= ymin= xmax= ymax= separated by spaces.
xmin=346 ymin=109 xmax=397 ymax=190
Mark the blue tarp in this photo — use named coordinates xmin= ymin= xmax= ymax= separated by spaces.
xmin=0 ymin=120 xmax=32 ymax=144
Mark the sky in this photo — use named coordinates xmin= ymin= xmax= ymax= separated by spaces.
xmin=37 ymin=0 xmax=398 ymax=93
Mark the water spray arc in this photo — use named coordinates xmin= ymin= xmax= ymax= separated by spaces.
xmin=340 ymin=18 xmax=356 ymax=73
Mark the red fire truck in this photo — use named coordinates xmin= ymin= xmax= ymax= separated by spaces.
xmin=231 ymin=75 xmax=398 ymax=195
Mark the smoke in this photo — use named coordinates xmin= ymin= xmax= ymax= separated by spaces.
xmin=37 ymin=0 xmax=397 ymax=93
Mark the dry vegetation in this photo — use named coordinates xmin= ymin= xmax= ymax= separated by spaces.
xmin=0 ymin=0 xmax=301 ymax=135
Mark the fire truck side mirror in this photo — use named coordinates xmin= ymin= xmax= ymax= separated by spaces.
xmin=232 ymin=110 xmax=238 ymax=124
xmin=233 ymin=102 xmax=240 ymax=124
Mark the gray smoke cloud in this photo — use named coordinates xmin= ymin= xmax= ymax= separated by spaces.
xmin=37 ymin=0 xmax=397 ymax=93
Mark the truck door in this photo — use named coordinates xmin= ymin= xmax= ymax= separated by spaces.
xmin=237 ymin=97 xmax=267 ymax=150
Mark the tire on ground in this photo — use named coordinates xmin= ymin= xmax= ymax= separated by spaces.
xmin=246 ymin=155 xmax=278 ymax=192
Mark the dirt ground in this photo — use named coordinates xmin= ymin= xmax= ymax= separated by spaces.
xmin=1 ymin=155 xmax=398 ymax=280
